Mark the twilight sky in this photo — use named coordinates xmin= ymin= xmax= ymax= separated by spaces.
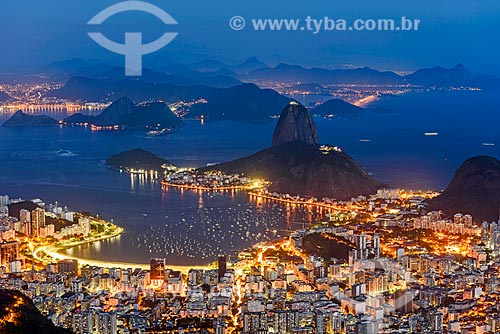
xmin=1 ymin=0 xmax=499 ymax=74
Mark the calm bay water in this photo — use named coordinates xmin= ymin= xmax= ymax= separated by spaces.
xmin=0 ymin=90 xmax=498 ymax=264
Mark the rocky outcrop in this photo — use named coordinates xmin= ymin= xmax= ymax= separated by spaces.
xmin=272 ymin=102 xmax=319 ymax=147
xmin=202 ymin=102 xmax=382 ymax=200
xmin=428 ymin=156 xmax=500 ymax=222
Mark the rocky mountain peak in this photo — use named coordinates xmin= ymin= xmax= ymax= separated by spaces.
xmin=272 ymin=101 xmax=319 ymax=147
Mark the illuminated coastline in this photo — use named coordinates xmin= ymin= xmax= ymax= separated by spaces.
xmin=30 ymin=222 xmax=211 ymax=274
xmin=161 ymin=180 xmax=256 ymax=192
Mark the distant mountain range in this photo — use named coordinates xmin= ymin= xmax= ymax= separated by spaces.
xmin=46 ymin=57 xmax=499 ymax=90
xmin=245 ymin=63 xmax=403 ymax=85
xmin=2 ymin=110 xmax=58 ymax=127
xmin=428 ymin=156 xmax=500 ymax=222
xmin=243 ymin=63 xmax=497 ymax=88
xmin=201 ymin=102 xmax=383 ymax=199
xmin=64 ymin=97 xmax=182 ymax=129
xmin=43 ymin=58 xmax=500 ymax=123
xmin=75 ymin=66 xmax=242 ymax=89
xmin=405 ymin=64 xmax=471 ymax=86
xmin=45 ymin=56 xmax=269 ymax=78
xmin=52 ymin=81 xmax=290 ymax=122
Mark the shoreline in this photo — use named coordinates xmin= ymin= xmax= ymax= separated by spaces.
xmin=31 ymin=223 xmax=211 ymax=274
xmin=161 ymin=180 xmax=254 ymax=192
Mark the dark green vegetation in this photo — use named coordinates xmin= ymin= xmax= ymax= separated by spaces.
xmin=106 ymin=148 xmax=173 ymax=172
xmin=302 ymin=233 xmax=355 ymax=261
xmin=7 ymin=201 xmax=40 ymax=219
xmin=428 ymin=156 xmax=500 ymax=222
xmin=0 ymin=289 xmax=73 ymax=334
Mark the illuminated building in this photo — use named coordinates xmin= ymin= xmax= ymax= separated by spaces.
xmin=372 ymin=233 xmax=380 ymax=258
xmin=9 ymin=260 xmax=21 ymax=273
xmin=96 ymin=312 xmax=117 ymax=334
xmin=21 ymin=221 xmax=31 ymax=236
xmin=0 ymin=195 xmax=9 ymax=207
xmin=356 ymin=234 xmax=367 ymax=260
xmin=395 ymin=290 xmax=414 ymax=314
xmin=357 ymin=316 xmax=377 ymax=334
xmin=150 ymin=258 xmax=166 ymax=280
xmin=243 ymin=311 xmax=267 ymax=333
xmin=218 ymin=255 xmax=227 ymax=283
xmin=215 ymin=317 xmax=227 ymax=334
xmin=431 ymin=311 xmax=443 ymax=332
xmin=57 ymin=259 xmax=78 ymax=275
xmin=0 ymin=241 xmax=19 ymax=266
xmin=31 ymin=207 xmax=46 ymax=237
xmin=19 ymin=209 xmax=31 ymax=223
xmin=270 ymin=310 xmax=300 ymax=333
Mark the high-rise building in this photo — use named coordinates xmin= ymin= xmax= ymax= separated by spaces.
xmin=214 ymin=317 xmax=226 ymax=334
xmin=0 ymin=195 xmax=9 ymax=207
xmin=97 ymin=312 xmax=117 ymax=334
xmin=31 ymin=207 xmax=46 ymax=237
xmin=0 ymin=241 xmax=19 ymax=266
xmin=431 ymin=311 xmax=443 ymax=331
xmin=373 ymin=234 xmax=381 ymax=258
xmin=150 ymin=258 xmax=166 ymax=280
xmin=395 ymin=290 xmax=414 ymax=314
xmin=218 ymin=255 xmax=227 ymax=283
xmin=9 ymin=260 xmax=22 ymax=273
xmin=243 ymin=312 xmax=267 ymax=333
xmin=357 ymin=316 xmax=377 ymax=334
xmin=356 ymin=234 xmax=367 ymax=260
xmin=57 ymin=259 xmax=78 ymax=275
xmin=464 ymin=214 xmax=473 ymax=227
xmin=79 ymin=217 xmax=91 ymax=236
xmin=22 ymin=222 xmax=32 ymax=237
xmin=19 ymin=209 xmax=31 ymax=223
xmin=315 ymin=311 xmax=325 ymax=334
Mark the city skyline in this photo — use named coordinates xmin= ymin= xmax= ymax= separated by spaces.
xmin=1 ymin=1 xmax=500 ymax=333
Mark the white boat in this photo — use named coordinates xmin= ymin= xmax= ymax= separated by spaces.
xmin=147 ymin=128 xmax=175 ymax=137
xmin=424 ymin=132 xmax=439 ymax=136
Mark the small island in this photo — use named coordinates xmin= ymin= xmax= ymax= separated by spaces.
xmin=2 ymin=110 xmax=59 ymax=127
xmin=312 ymin=98 xmax=364 ymax=118
xmin=106 ymin=148 xmax=174 ymax=173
